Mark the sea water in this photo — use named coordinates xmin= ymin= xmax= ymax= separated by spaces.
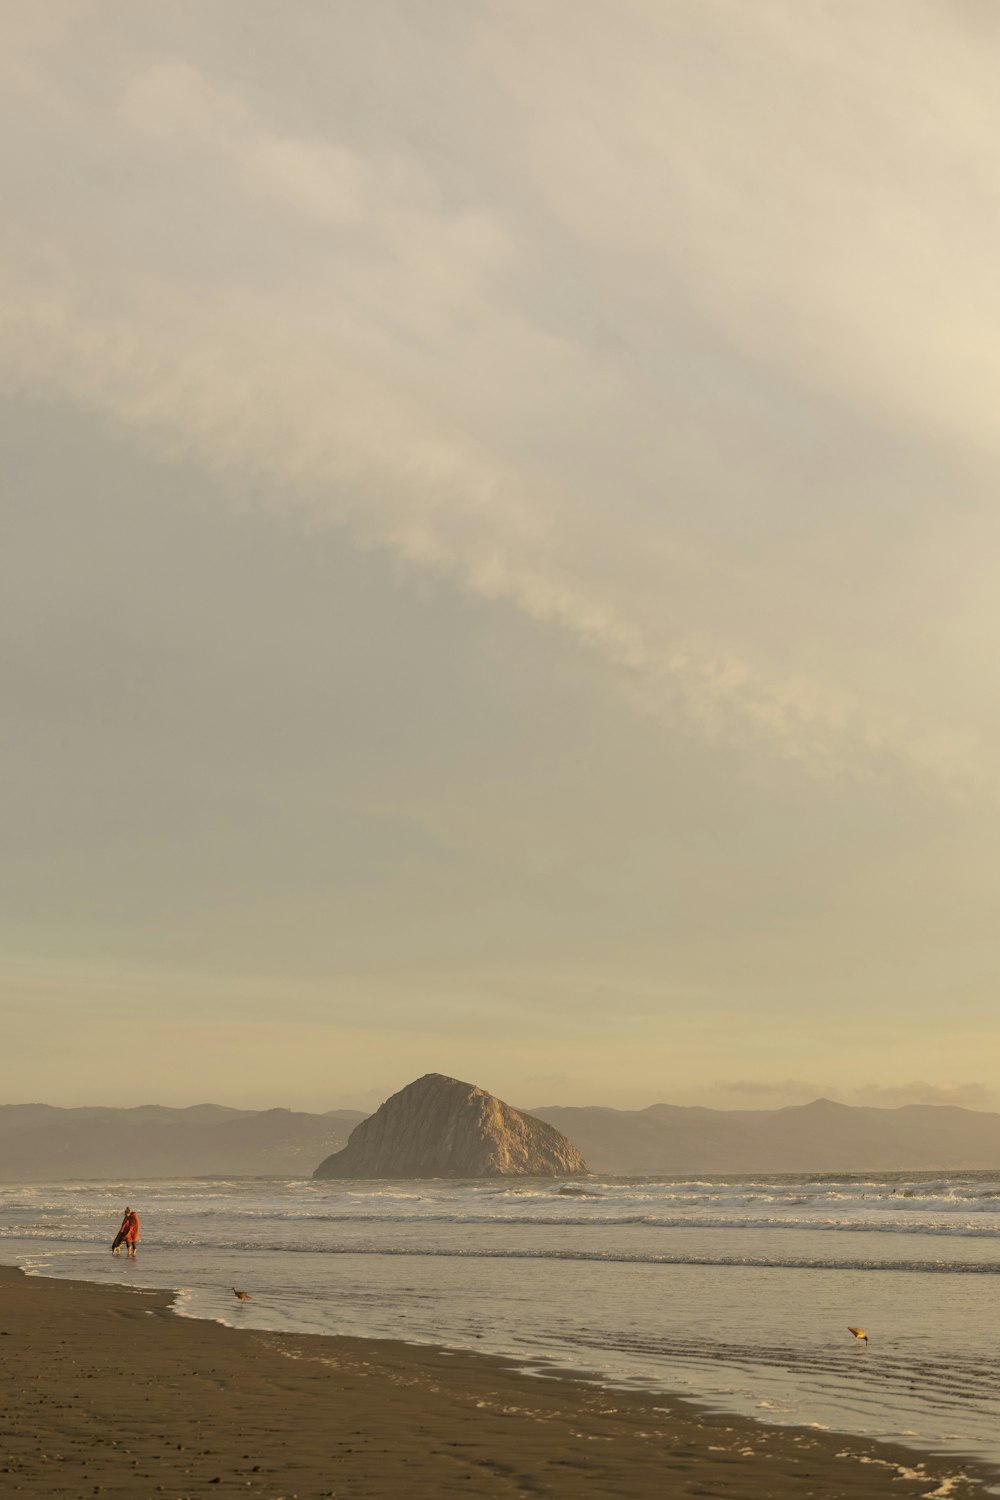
xmin=2 ymin=1172 xmax=999 ymax=1480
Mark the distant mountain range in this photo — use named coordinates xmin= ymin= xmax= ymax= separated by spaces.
xmin=0 ymin=1104 xmax=365 ymax=1181
xmin=528 ymin=1098 xmax=1000 ymax=1173
xmin=2 ymin=1097 xmax=999 ymax=1180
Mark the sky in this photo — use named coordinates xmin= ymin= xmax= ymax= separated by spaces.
xmin=2 ymin=1 xmax=999 ymax=1113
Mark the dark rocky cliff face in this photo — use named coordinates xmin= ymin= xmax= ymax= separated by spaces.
xmin=313 ymin=1073 xmax=589 ymax=1179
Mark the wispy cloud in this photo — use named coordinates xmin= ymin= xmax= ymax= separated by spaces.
xmin=1 ymin=6 xmax=998 ymax=802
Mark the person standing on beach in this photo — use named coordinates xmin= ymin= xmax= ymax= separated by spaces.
xmin=111 ymin=1208 xmax=129 ymax=1255
xmin=111 ymin=1206 xmax=140 ymax=1257
xmin=124 ymin=1206 xmax=140 ymax=1257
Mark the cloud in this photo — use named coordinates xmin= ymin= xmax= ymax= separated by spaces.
xmin=119 ymin=59 xmax=247 ymax=141
xmin=122 ymin=61 xmax=365 ymax=224
xmin=2 ymin=252 xmax=990 ymax=801
xmin=1 ymin=6 xmax=998 ymax=800
xmin=245 ymin=136 xmax=365 ymax=225
xmin=488 ymin=2 xmax=1000 ymax=454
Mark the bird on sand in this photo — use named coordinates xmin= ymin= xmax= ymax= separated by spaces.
xmin=848 ymin=1326 xmax=868 ymax=1343
xmin=232 ymin=1288 xmax=252 ymax=1301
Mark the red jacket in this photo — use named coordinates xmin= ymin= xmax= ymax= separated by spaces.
xmin=122 ymin=1212 xmax=139 ymax=1243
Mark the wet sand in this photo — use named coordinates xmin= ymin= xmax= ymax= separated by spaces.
xmin=0 ymin=1264 xmax=990 ymax=1498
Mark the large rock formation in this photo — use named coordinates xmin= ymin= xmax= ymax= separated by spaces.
xmin=313 ymin=1073 xmax=589 ymax=1179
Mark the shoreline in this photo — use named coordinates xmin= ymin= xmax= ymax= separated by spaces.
xmin=1 ymin=1263 xmax=996 ymax=1498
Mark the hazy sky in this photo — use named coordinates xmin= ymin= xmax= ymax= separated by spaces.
xmin=3 ymin=1 xmax=999 ymax=1113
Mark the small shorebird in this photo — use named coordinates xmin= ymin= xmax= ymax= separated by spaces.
xmin=232 ymin=1288 xmax=252 ymax=1301
xmin=848 ymin=1326 xmax=868 ymax=1343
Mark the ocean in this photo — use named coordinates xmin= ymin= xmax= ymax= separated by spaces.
xmin=2 ymin=1171 xmax=999 ymax=1482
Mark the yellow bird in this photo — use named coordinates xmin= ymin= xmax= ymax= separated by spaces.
xmin=232 ymin=1287 xmax=252 ymax=1301
xmin=848 ymin=1326 xmax=868 ymax=1343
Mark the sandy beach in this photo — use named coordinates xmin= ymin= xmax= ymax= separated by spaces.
xmin=0 ymin=1264 xmax=991 ymax=1499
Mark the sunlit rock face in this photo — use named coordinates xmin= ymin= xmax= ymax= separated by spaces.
xmin=313 ymin=1073 xmax=589 ymax=1179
